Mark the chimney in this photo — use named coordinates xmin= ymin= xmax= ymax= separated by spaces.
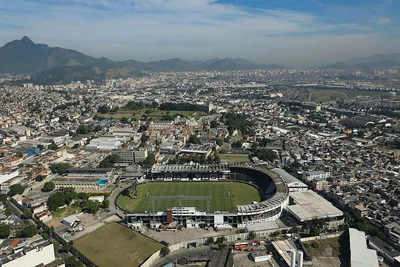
xmin=290 ymin=249 xmax=296 ymax=267
xmin=297 ymin=250 xmax=304 ymax=267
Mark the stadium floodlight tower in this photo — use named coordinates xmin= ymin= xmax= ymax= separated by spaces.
xmin=149 ymin=195 xmax=212 ymax=212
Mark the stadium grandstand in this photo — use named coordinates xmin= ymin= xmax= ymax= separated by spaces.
xmin=126 ymin=165 xmax=289 ymax=229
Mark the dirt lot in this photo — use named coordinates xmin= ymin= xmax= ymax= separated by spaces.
xmin=304 ymin=235 xmax=350 ymax=267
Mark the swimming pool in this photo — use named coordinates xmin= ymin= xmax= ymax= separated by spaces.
xmin=97 ymin=178 xmax=108 ymax=186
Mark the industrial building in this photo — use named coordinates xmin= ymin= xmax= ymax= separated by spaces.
xmin=85 ymin=137 xmax=125 ymax=151
xmin=349 ymin=228 xmax=379 ymax=267
xmin=286 ymin=190 xmax=344 ymax=226
xmin=179 ymin=145 xmax=213 ymax=158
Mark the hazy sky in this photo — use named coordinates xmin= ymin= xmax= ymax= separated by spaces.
xmin=0 ymin=0 xmax=399 ymax=67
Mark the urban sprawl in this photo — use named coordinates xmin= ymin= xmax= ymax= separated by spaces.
xmin=0 ymin=68 xmax=400 ymax=267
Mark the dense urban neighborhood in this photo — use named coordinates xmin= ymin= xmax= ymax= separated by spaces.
xmin=1 ymin=36 xmax=400 ymax=267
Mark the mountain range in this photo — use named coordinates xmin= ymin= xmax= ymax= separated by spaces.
xmin=323 ymin=53 xmax=400 ymax=71
xmin=1 ymin=37 xmax=399 ymax=83
xmin=0 ymin=37 xmax=284 ymax=83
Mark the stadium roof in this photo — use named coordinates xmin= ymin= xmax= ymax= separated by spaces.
xmin=286 ymin=190 xmax=343 ymax=221
xmin=271 ymin=168 xmax=307 ymax=187
xmin=349 ymin=228 xmax=379 ymax=267
xmin=151 ymin=164 xmax=230 ymax=173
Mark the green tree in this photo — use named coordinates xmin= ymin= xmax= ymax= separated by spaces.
xmin=47 ymin=192 xmax=67 ymax=211
xmin=120 ymin=117 xmax=129 ymax=124
xmin=4 ymin=209 xmax=12 ymax=216
xmin=102 ymin=199 xmax=110 ymax=209
xmin=65 ymin=256 xmax=84 ymax=267
xmin=76 ymin=124 xmax=93 ymax=134
xmin=35 ymin=175 xmax=45 ymax=182
xmin=0 ymin=194 xmax=7 ymax=202
xmin=205 ymin=237 xmax=214 ymax=245
xmin=99 ymin=154 xmax=120 ymax=168
xmin=188 ymin=135 xmax=200 ymax=144
xmin=160 ymin=246 xmax=170 ymax=257
xmin=0 ymin=223 xmax=10 ymax=238
xmin=48 ymin=142 xmax=59 ymax=150
xmin=9 ymin=184 xmax=25 ymax=196
xmin=23 ymin=208 xmax=33 ymax=219
xmin=63 ymin=188 xmax=77 ymax=204
xmin=210 ymin=120 xmax=218 ymax=128
xmin=216 ymin=138 xmax=223 ymax=146
xmin=215 ymin=237 xmax=225 ymax=244
xmin=81 ymin=200 xmax=101 ymax=214
xmin=19 ymin=224 xmax=37 ymax=238
xmin=50 ymin=163 xmax=71 ymax=175
xmin=97 ymin=105 xmax=110 ymax=114
xmin=93 ymin=125 xmax=103 ymax=132
xmin=144 ymin=153 xmax=156 ymax=168
xmin=42 ymin=182 xmax=55 ymax=192
xmin=76 ymin=192 xmax=88 ymax=200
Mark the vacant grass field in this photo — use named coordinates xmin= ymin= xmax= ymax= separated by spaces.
xmin=310 ymin=89 xmax=387 ymax=103
xmin=219 ymin=154 xmax=250 ymax=163
xmin=74 ymin=223 xmax=163 ymax=267
xmin=117 ymin=182 xmax=261 ymax=212
xmin=99 ymin=109 xmax=205 ymax=120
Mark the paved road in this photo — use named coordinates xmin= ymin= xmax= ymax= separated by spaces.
xmin=107 ymin=182 xmax=133 ymax=218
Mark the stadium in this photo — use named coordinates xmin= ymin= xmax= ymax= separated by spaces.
xmin=123 ymin=164 xmax=289 ymax=229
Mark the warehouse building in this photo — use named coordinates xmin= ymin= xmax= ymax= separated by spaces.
xmin=286 ymin=190 xmax=344 ymax=227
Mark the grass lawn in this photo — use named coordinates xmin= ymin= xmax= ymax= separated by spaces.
xmin=310 ymin=89 xmax=387 ymax=103
xmin=219 ymin=154 xmax=250 ymax=163
xmin=99 ymin=109 xmax=206 ymax=120
xmin=74 ymin=222 xmax=163 ymax=267
xmin=117 ymin=182 xmax=261 ymax=212
xmin=51 ymin=205 xmax=82 ymax=218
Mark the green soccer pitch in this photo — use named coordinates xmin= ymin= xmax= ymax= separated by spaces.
xmin=117 ymin=182 xmax=261 ymax=213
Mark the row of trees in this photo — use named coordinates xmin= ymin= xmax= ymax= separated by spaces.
xmin=222 ymin=112 xmax=255 ymax=136
xmin=76 ymin=124 xmax=102 ymax=134
xmin=50 ymin=163 xmax=72 ymax=175
xmin=47 ymin=188 xmax=109 ymax=214
xmin=99 ymin=154 xmax=120 ymax=168
xmin=97 ymin=105 xmax=119 ymax=114
xmin=124 ymin=101 xmax=158 ymax=110
xmin=0 ymin=223 xmax=37 ymax=239
xmin=159 ymin=102 xmax=202 ymax=111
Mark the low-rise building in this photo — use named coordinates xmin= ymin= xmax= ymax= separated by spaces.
xmin=302 ymin=171 xmax=331 ymax=182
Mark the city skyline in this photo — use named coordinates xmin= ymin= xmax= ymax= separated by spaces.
xmin=0 ymin=0 xmax=399 ymax=67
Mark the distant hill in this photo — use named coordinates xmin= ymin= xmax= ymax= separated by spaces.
xmin=0 ymin=36 xmax=285 ymax=83
xmin=0 ymin=36 xmax=96 ymax=75
xmin=323 ymin=53 xmax=400 ymax=71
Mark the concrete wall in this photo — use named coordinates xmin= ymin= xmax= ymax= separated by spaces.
xmin=300 ymin=232 xmax=342 ymax=242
